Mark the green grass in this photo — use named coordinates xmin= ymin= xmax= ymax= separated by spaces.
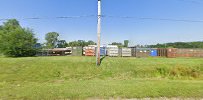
xmin=0 ymin=56 xmax=203 ymax=99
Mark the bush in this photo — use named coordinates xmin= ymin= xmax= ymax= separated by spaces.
xmin=0 ymin=19 xmax=37 ymax=57
xmin=169 ymin=66 xmax=200 ymax=78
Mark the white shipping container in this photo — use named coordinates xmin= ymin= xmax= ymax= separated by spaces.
xmin=108 ymin=48 xmax=119 ymax=57
xmin=106 ymin=45 xmax=118 ymax=56
xmin=121 ymin=48 xmax=132 ymax=57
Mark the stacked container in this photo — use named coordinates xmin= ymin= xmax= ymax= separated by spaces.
xmin=121 ymin=48 xmax=132 ymax=57
xmin=135 ymin=48 xmax=151 ymax=58
xmin=83 ymin=45 xmax=96 ymax=56
xmin=106 ymin=45 xmax=119 ymax=57
xmin=106 ymin=45 xmax=118 ymax=56
xmin=85 ymin=49 xmax=95 ymax=56
xmin=101 ymin=47 xmax=107 ymax=56
xmin=65 ymin=47 xmax=72 ymax=55
xmin=108 ymin=48 xmax=119 ymax=57
xmin=150 ymin=49 xmax=158 ymax=57
xmin=118 ymin=48 xmax=122 ymax=57
xmin=130 ymin=47 xmax=136 ymax=57
xmin=95 ymin=47 xmax=107 ymax=56
xmin=36 ymin=49 xmax=49 ymax=56
xmin=72 ymin=47 xmax=83 ymax=56
xmin=170 ymin=48 xmax=203 ymax=58
xmin=167 ymin=48 xmax=177 ymax=58
xmin=157 ymin=48 xmax=167 ymax=57
xmin=192 ymin=49 xmax=203 ymax=57
xmin=157 ymin=48 xmax=203 ymax=58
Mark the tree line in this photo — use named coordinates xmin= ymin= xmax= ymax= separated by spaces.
xmin=148 ymin=42 xmax=203 ymax=48
xmin=43 ymin=32 xmax=96 ymax=48
xmin=0 ymin=19 xmax=96 ymax=57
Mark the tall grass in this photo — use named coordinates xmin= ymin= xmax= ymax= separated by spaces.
xmin=0 ymin=57 xmax=202 ymax=82
xmin=0 ymin=56 xmax=203 ymax=99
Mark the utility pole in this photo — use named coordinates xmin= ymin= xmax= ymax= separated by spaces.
xmin=96 ymin=0 xmax=101 ymax=66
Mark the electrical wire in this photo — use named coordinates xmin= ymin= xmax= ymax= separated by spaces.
xmin=1 ymin=15 xmax=203 ymax=23
xmin=0 ymin=15 xmax=97 ymax=21
xmin=102 ymin=15 xmax=203 ymax=23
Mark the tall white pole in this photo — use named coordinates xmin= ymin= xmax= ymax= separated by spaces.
xmin=96 ymin=0 xmax=101 ymax=66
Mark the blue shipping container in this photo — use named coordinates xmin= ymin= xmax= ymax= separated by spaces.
xmin=150 ymin=49 xmax=158 ymax=56
xmin=100 ymin=47 xmax=106 ymax=56
xmin=95 ymin=47 xmax=106 ymax=56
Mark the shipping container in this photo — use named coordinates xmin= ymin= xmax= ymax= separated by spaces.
xmin=118 ymin=48 xmax=122 ymax=57
xmin=85 ymin=49 xmax=95 ymax=56
xmin=167 ymin=48 xmax=177 ymax=58
xmin=83 ymin=46 xmax=96 ymax=55
xmin=36 ymin=48 xmax=71 ymax=56
xmin=157 ymin=48 xmax=203 ymax=58
xmin=157 ymin=48 xmax=167 ymax=57
xmin=36 ymin=49 xmax=49 ymax=56
xmin=95 ymin=47 xmax=107 ymax=56
xmin=150 ymin=49 xmax=158 ymax=57
xmin=121 ymin=48 xmax=132 ymax=57
xmin=72 ymin=47 xmax=83 ymax=56
xmin=108 ymin=48 xmax=119 ymax=57
xmin=65 ymin=47 xmax=72 ymax=55
xmin=130 ymin=47 xmax=136 ymax=57
xmin=135 ymin=48 xmax=151 ymax=57
xmin=106 ymin=45 xmax=118 ymax=56
xmin=173 ymin=48 xmax=203 ymax=58
xmin=100 ymin=47 xmax=107 ymax=56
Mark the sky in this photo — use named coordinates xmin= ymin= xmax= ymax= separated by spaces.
xmin=0 ymin=0 xmax=203 ymax=45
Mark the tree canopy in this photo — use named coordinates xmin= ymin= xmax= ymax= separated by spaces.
xmin=148 ymin=42 xmax=203 ymax=48
xmin=67 ymin=40 xmax=96 ymax=47
xmin=57 ymin=40 xmax=67 ymax=48
xmin=0 ymin=19 xmax=37 ymax=57
xmin=45 ymin=32 xmax=59 ymax=48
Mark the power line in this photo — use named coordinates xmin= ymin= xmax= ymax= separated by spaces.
xmin=102 ymin=15 xmax=203 ymax=23
xmin=1 ymin=15 xmax=203 ymax=23
xmin=0 ymin=15 xmax=96 ymax=21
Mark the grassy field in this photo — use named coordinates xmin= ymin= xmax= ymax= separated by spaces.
xmin=0 ymin=56 xmax=203 ymax=99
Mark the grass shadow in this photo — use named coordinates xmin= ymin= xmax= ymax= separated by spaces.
xmin=100 ymin=56 xmax=106 ymax=64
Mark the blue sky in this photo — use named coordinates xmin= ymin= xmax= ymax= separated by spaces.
xmin=0 ymin=0 xmax=203 ymax=45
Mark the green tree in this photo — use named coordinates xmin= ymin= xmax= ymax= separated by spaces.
xmin=45 ymin=32 xmax=59 ymax=48
xmin=0 ymin=19 xmax=37 ymax=57
xmin=111 ymin=42 xmax=123 ymax=48
xmin=67 ymin=40 xmax=96 ymax=47
xmin=57 ymin=40 xmax=67 ymax=48
xmin=87 ymin=40 xmax=96 ymax=45
xmin=68 ymin=41 xmax=78 ymax=47
xmin=78 ymin=40 xmax=86 ymax=47
xmin=148 ymin=41 xmax=203 ymax=48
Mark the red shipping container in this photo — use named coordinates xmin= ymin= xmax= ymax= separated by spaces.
xmin=85 ymin=49 xmax=95 ymax=56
